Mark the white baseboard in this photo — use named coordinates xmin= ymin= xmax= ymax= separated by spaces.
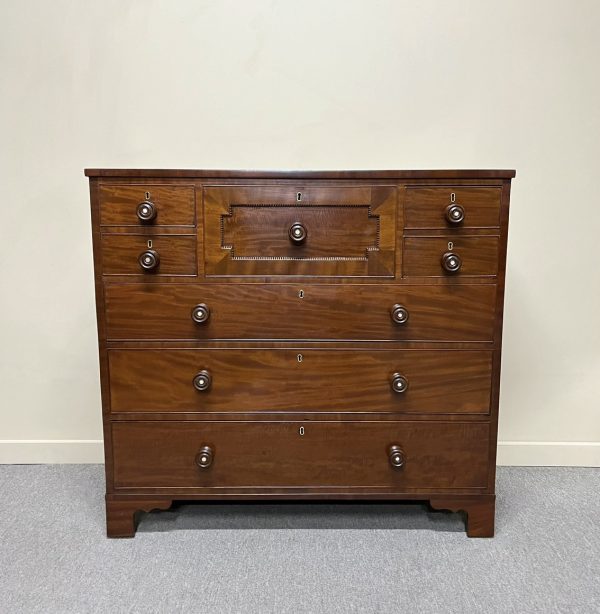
xmin=496 ymin=441 xmax=600 ymax=467
xmin=0 ymin=440 xmax=105 ymax=464
xmin=0 ymin=440 xmax=599 ymax=466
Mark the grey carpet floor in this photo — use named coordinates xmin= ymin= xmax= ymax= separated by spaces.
xmin=0 ymin=466 xmax=599 ymax=613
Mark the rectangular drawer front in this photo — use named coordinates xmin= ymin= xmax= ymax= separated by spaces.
xmin=108 ymin=349 xmax=492 ymax=414
xmin=203 ymin=185 xmax=396 ymax=277
xmin=105 ymin=284 xmax=496 ymax=341
xmin=101 ymin=235 xmax=197 ymax=276
xmin=404 ymin=187 xmax=501 ymax=229
xmin=403 ymin=237 xmax=499 ymax=277
xmin=112 ymin=421 xmax=490 ymax=489
xmin=99 ymin=185 xmax=195 ymax=226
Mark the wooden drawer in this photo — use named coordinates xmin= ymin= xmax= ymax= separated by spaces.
xmin=404 ymin=187 xmax=501 ymax=229
xmin=99 ymin=185 xmax=195 ymax=226
xmin=403 ymin=237 xmax=499 ymax=277
xmin=105 ymin=284 xmax=496 ymax=341
xmin=108 ymin=349 xmax=493 ymax=414
xmin=203 ymin=185 xmax=396 ymax=277
xmin=101 ymin=235 xmax=197 ymax=276
xmin=112 ymin=421 xmax=490 ymax=489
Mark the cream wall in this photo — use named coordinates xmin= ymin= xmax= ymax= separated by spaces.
xmin=1 ymin=0 xmax=599 ymax=465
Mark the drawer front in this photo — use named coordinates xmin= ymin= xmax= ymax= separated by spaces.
xmin=101 ymin=235 xmax=197 ymax=276
xmin=403 ymin=237 xmax=499 ymax=277
xmin=105 ymin=284 xmax=496 ymax=341
xmin=405 ymin=187 xmax=501 ymax=229
xmin=203 ymin=185 xmax=396 ymax=277
xmin=112 ymin=421 xmax=490 ymax=489
xmin=108 ymin=349 xmax=492 ymax=414
xmin=99 ymin=185 xmax=195 ymax=226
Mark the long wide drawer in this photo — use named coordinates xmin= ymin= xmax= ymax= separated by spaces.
xmin=108 ymin=349 xmax=493 ymax=414
xmin=112 ymin=421 xmax=490 ymax=489
xmin=104 ymin=284 xmax=497 ymax=341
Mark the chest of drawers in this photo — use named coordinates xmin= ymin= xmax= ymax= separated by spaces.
xmin=85 ymin=168 xmax=515 ymax=538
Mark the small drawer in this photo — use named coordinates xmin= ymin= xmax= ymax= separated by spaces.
xmin=403 ymin=237 xmax=499 ymax=277
xmin=108 ymin=348 xmax=493 ymax=415
xmin=203 ymin=185 xmax=396 ymax=277
xmin=101 ymin=235 xmax=197 ymax=276
xmin=405 ymin=187 xmax=501 ymax=229
xmin=112 ymin=421 xmax=490 ymax=490
xmin=104 ymin=283 xmax=497 ymax=341
xmin=99 ymin=185 xmax=195 ymax=226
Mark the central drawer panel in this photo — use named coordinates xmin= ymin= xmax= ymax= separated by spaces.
xmin=112 ymin=421 xmax=490 ymax=489
xmin=104 ymin=283 xmax=496 ymax=341
xmin=203 ymin=185 xmax=396 ymax=277
xmin=108 ymin=349 xmax=493 ymax=414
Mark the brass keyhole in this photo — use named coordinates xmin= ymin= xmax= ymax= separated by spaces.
xmin=299 ymin=426 xmax=305 ymax=436
xmin=298 ymin=289 xmax=304 ymax=299
xmin=297 ymin=354 xmax=303 ymax=363
xmin=297 ymin=192 xmax=302 ymax=202
xmin=147 ymin=239 xmax=153 ymax=248
xmin=145 ymin=191 xmax=151 ymax=200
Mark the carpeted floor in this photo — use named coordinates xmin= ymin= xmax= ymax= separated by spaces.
xmin=0 ymin=466 xmax=598 ymax=613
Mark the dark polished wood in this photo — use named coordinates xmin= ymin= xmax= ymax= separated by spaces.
xmin=403 ymin=237 xmax=499 ymax=277
xmin=104 ymin=283 xmax=497 ymax=341
xmin=108 ymin=348 xmax=493 ymax=414
xmin=99 ymin=184 xmax=195 ymax=226
xmin=204 ymin=185 xmax=396 ymax=277
xmin=404 ymin=187 xmax=501 ymax=229
xmin=111 ymin=421 xmax=489 ymax=489
xmin=86 ymin=169 xmax=516 ymax=179
xmin=100 ymin=234 xmax=197 ymax=276
xmin=87 ymin=168 xmax=514 ymax=537
xmin=105 ymin=496 xmax=173 ymax=538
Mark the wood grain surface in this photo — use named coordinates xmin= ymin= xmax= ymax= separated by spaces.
xmin=99 ymin=184 xmax=195 ymax=226
xmin=404 ymin=187 xmax=501 ymax=229
xmin=108 ymin=348 xmax=493 ymax=414
xmin=104 ymin=283 xmax=497 ymax=341
xmin=111 ymin=420 xmax=490 ymax=489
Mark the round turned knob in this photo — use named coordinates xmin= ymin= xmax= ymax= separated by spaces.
xmin=441 ymin=251 xmax=462 ymax=273
xmin=391 ymin=304 xmax=409 ymax=325
xmin=195 ymin=445 xmax=214 ymax=468
xmin=138 ymin=249 xmax=160 ymax=271
xmin=193 ymin=370 xmax=212 ymax=392
xmin=191 ymin=303 xmax=210 ymax=324
xmin=289 ymin=222 xmax=307 ymax=244
xmin=391 ymin=373 xmax=409 ymax=393
xmin=388 ymin=445 xmax=406 ymax=468
xmin=137 ymin=200 xmax=157 ymax=222
xmin=445 ymin=204 xmax=465 ymax=224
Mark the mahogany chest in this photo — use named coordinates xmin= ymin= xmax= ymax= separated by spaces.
xmin=85 ymin=168 xmax=514 ymax=537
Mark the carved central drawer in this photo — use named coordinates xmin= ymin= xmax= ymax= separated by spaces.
xmin=86 ymin=168 xmax=514 ymax=538
xmin=203 ymin=185 xmax=396 ymax=276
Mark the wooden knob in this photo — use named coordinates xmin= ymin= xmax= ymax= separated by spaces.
xmin=138 ymin=249 xmax=160 ymax=271
xmin=445 ymin=204 xmax=464 ymax=224
xmin=441 ymin=252 xmax=462 ymax=273
xmin=137 ymin=200 xmax=157 ymax=222
xmin=289 ymin=223 xmax=307 ymax=244
xmin=391 ymin=373 xmax=408 ymax=393
xmin=195 ymin=445 xmax=213 ymax=468
xmin=193 ymin=370 xmax=212 ymax=391
xmin=191 ymin=303 xmax=210 ymax=324
xmin=391 ymin=304 xmax=409 ymax=325
xmin=388 ymin=445 xmax=406 ymax=468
